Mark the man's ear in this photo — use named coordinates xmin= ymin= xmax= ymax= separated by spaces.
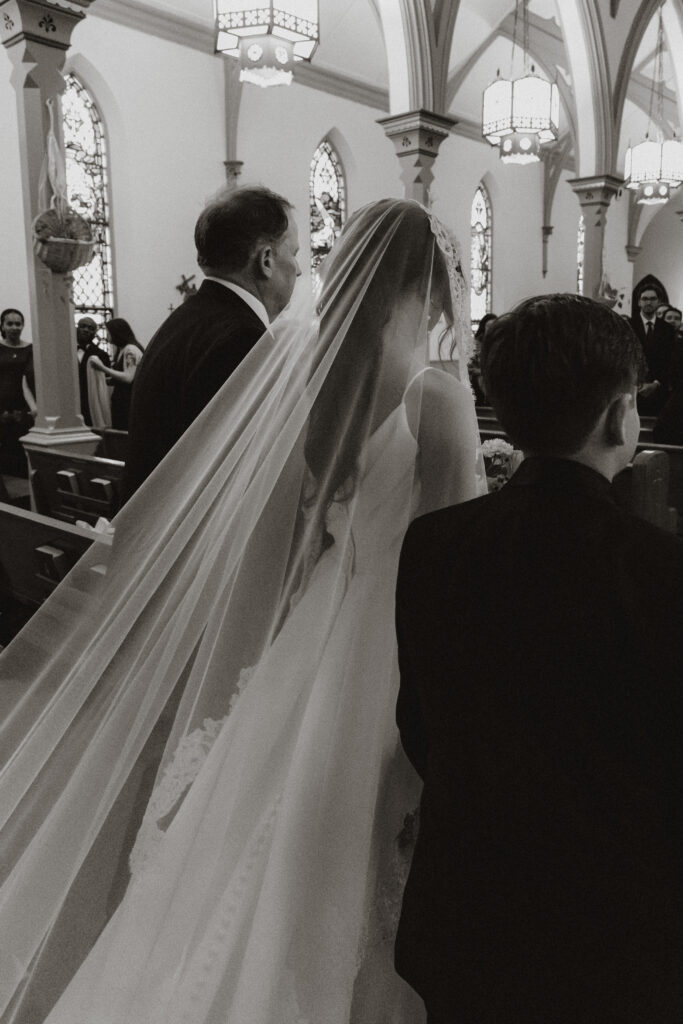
xmin=254 ymin=244 xmax=274 ymax=280
xmin=603 ymin=392 xmax=631 ymax=447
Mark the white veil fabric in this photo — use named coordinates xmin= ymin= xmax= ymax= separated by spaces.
xmin=0 ymin=198 xmax=483 ymax=1024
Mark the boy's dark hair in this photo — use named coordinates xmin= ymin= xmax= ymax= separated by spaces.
xmin=195 ymin=186 xmax=292 ymax=274
xmin=481 ymin=293 xmax=645 ymax=456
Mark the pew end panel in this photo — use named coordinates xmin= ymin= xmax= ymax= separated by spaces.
xmin=27 ymin=447 xmax=125 ymax=525
xmin=0 ymin=502 xmax=109 ymax=645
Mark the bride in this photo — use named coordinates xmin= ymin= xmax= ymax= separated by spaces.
xmin=0 ymin=198 xmax=482 ymax=1024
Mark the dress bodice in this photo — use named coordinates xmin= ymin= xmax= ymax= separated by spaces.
xmin=324 ymin=402 xmax=418 ymax=572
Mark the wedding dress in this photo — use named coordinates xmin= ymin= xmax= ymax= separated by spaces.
xmin=0 ymin=198 xmax=482 ymax=1024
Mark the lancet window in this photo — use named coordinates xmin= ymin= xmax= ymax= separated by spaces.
xmin=310 ymin=140 xmax=346 ymax=293
xmin=62 ymin=74 xmax=115 ymax=332
xmin=470 ymin=184 xmax=492 ymax=330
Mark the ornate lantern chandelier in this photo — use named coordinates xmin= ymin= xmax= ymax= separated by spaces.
xmin=482 ymin=0 xmax=559 ymax=164
xmin=215 ymin=0 xmax=319 ymax=88
xmin=624 ymin=4 xmax=683 ymax=205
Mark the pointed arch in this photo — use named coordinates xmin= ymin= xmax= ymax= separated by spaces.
xmin=470 ymin=182 xmax=493 ymax=329
xmin=309 ymin=138 xmax=347 ymax=292
xmin=556 ymin=0 xmax=614 ymax=174
xmin=62 ymin=73 xmax=115 ymax=328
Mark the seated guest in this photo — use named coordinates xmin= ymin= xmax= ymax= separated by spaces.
xmin=631 ymin=285 xmax=675 ymax=414
xmin=664 ymin=305 xmax=682 ymax=331
xmin=75 ymin=316 xmax=111 ymax=427
xmin=0 ymin=308 xmax=35 ymax=478
xmin=469 ymin=313 xmax=496 ymax=405
xmin=395 ymin=293 xmax=683 ymax=1024
xmin=91 ymin=318 xmax=144 ymax=430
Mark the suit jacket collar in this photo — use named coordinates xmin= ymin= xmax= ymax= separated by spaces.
xmin=507 ymin=456 xmax=613 ymax=501
xmin=195 ymin=278 xmax=263 ymax=321
xmin=201 ymin=277 xmax=269 ymax=329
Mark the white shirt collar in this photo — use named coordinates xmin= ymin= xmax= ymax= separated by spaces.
xmin=203 ymin=277 xmax=270 ymax=329
xmin=641 ymin=312 xmax=655 ymax=327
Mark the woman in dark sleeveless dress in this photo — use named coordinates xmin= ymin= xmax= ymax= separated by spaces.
xmin=0 ymin=307 xmax=35 ymax=478
xmin=91 ymin=317 xmax=144 ymax=430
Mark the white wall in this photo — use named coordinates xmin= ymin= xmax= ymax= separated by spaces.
xmin=432 ymin=135 xmax=581 ymax=318
xmin=0 ymin=63 xmax=32 ymax=337
xmin=0 ymin=15 xmax=227 ymax=346
xmin=237 ymin=80 xmax=401 ymax=300
xmin=68 ymin=16 xmax=227 ymax=343
xmin=635 ymin=201 xmax=683 ymax=310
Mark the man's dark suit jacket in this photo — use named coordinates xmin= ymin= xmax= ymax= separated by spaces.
xmin=395 ymin=457 xmax=683 ymax=1024
xmin=122 ymin=280 xmax=265 ymax=501
xmin=631 ymin=315 xmax=675 ymax=395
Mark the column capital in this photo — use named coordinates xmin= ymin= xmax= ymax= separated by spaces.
xmin=568 ymin=174 xmax=623 ymax=207
xmin=626 ymin=244 xmax=642 ymax=263
xmin=377 ymin=108 xmax=456 ymax=147
xmin=377 ymin=109 xmax=456 ymax=205
xmin=0 ymin=0 xmax=90 ymax=53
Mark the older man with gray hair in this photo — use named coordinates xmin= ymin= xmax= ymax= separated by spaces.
xmin=122 ymin=185 xmax=301 ymax=502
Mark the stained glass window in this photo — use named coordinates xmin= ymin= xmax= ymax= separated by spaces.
xmin=310 ymin=140 xmax=345 ymax=293
xmin=62 ymin=74 xmax=115 ymax=344
xmin=577 ymin=214 xmax=585 ymax=295
xmin=470 ymin=184 xmax=492 ymax=330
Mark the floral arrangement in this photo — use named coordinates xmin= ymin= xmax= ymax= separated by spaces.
xmin=481 ymin=437 xmax=520 ymax=491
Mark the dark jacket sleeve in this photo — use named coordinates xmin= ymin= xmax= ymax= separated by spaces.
xmin=395 ymin=523 xmax=429 ymax=778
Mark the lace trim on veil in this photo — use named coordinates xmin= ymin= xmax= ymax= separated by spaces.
xmin=129 ymin=665 xmax=255 ymax=876
xmin=425 ymin=208 xmax=472 ymax=370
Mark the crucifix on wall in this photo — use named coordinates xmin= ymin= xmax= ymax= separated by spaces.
xmin=175 ymin=273 xmax=198 ymax=301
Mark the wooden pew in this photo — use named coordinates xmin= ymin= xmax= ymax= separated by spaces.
xmin=612 ymin=449 xmax=679 ymax=534
xmin=633 ymin=442 xmax=683 ymax=534
xmin=94 ymin=428 xmax=129 ymax=463
xmin=27 ymin=447 xmax=125 ymax=525
xmin=0 ymin=502 xmax=104 ymax=644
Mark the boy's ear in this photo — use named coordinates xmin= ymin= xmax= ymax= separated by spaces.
xmin=603 ymin=392 xmax=630 ymax=447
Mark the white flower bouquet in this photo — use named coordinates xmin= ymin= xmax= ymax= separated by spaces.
xmin=480 ymin=437 xmax=521 ymax=491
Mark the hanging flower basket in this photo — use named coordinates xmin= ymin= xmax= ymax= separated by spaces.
xmin=32 ymin=204 xmax=94 ymax=273
xmin=31 ymin=98 xmax=94 ymax=274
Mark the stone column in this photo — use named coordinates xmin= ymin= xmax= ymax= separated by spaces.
xmin=626 ymin=244 xmax=642 ymax=263
xmin=223 ymin=160 xmax=243 ymax=191
xmin=2 ymin=0 xmax=97 ymax=450
xmin=568 ymin=174 xmax=622 ymax=299
xmin=541 ymin=225 xmax=553 ymax=278
xmin=377 ymin=109 xmax=456 ymax=206
xmin=223 ymin=57 xmax=242 ymax=192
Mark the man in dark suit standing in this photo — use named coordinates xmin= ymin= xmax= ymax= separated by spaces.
xmin=122 ymin=185 xmax=300 ymax=501
xmin=395 ymin=294 xmax=683 ymax=1024
xmin=631 ymin=284 xmax=675 ymax=414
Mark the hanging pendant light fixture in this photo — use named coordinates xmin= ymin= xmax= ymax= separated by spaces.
xmin=482 ymin=0 xmax=559 ymax=164
xmin=215 ymin=1 xmax=319 ymax=88
xmin=624 ymin=4 xmax=683 ymax=204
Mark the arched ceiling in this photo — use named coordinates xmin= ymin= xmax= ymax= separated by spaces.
xmin=133 ymin=0 xmax=682 ymax=174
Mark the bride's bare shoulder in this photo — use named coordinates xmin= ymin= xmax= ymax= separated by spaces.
xmin=405 ymin=365 xmax=476 ymax=437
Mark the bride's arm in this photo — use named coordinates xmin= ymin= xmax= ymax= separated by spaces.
xmin=408 ymin=367 xmax=481 ymax=516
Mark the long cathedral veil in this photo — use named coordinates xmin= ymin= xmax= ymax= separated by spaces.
xmin=0 ymin=198 xmax=481 ymax=1023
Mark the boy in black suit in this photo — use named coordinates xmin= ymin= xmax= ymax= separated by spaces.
xmin=395 ymin=294 xmax=683 ymax=1024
